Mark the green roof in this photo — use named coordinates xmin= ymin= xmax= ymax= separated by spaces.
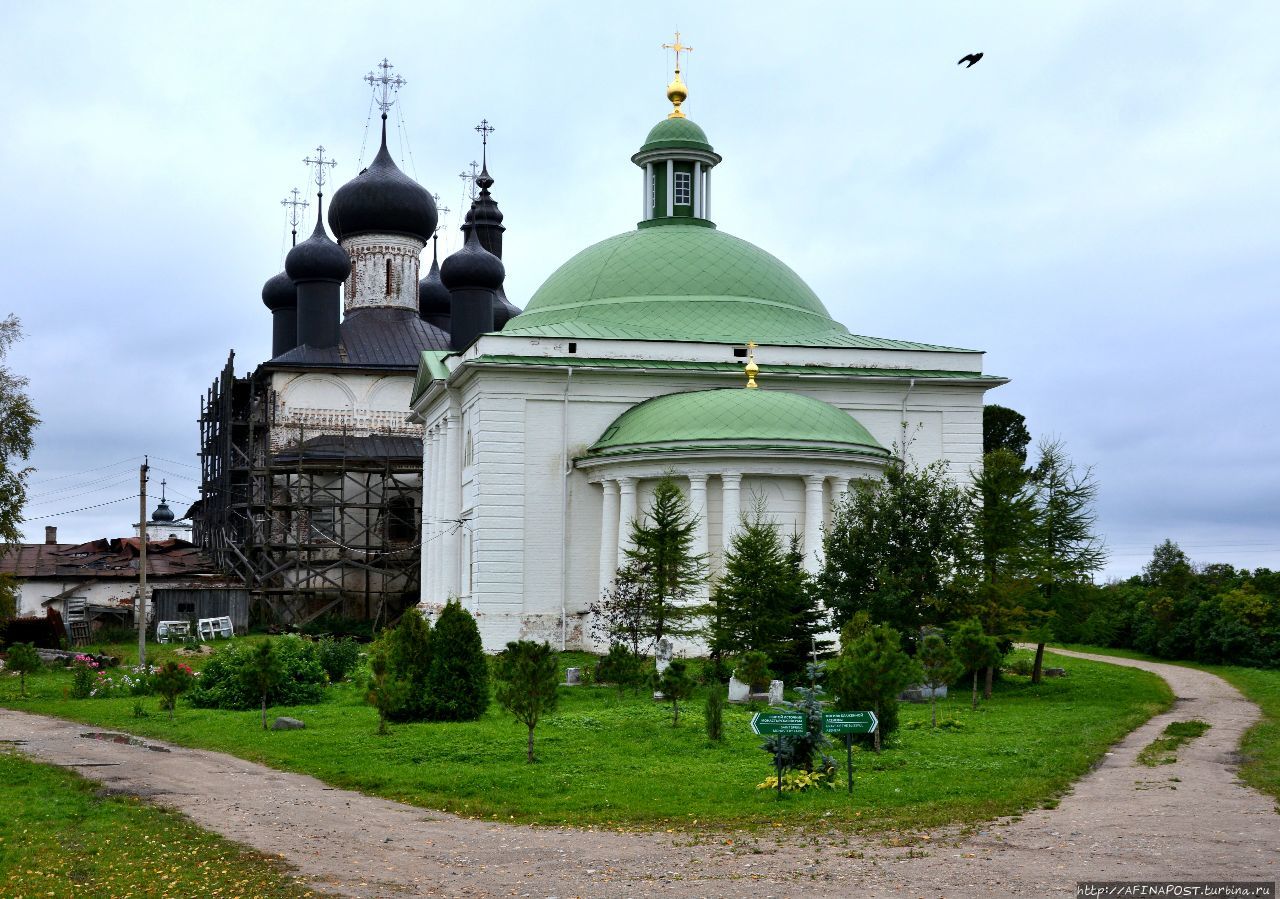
xmin=505 ymin=224 xmax=966 ymax=349
xmin=469 ymin=355 xmax=1000 ymax=379
xmin=638 ymin=117 xmax=714 ymax=154
xmin=584 ymin=388 xmax=888 ymax=459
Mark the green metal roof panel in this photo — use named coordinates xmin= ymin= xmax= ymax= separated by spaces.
xmin=504 ymin=224 xmax=973 ymax=351
xmin=638 ymin=117 xmax=714 ymax=153
xmin=469 ymin=355 xmax=1000 ymax=380
xmin=412 ymin=350 xmax=453 ymax=404
xmin=587 ymin=388 xmax=888 ymax=456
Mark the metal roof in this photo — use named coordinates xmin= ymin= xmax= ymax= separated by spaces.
xmin=0 ymin=538 xmax=220 ymax=580
xmin=267 ymin=308 xmax=450 ymax=371
xmin=272 ymin=434 xmax=422 ymax=464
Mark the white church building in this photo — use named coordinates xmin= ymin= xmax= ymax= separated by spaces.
xmin=411 ymin=69 xmax=1006 ymax=651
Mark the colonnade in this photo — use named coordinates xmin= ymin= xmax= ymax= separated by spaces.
xmin=596 ymin=472 xmax=853 ymax=595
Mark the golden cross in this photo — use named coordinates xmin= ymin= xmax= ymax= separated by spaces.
xmin=662 ymin=31 xmax=693 ymax=74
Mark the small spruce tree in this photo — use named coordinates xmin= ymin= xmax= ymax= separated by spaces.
xmin=5 ymin=642 xmax=40 ymax=697
xmin=655 ymin=658 xmax=695 ymax=726
xmin=828 ymin=624 xmax=920 ymax=752
xmin=705 ymin=689 xmax=724 ymax=742
xmin=495 ymin=640 xmax=560 ymax=763
xmin=366 ymin=643 xmax=396 ymax=735
xmin=595 ymin=643 xmax=644 ymax=697
xmin=952 ymin=618 xmax=1001 ymax=711
xmin=153 ymin=660 xmax=195 ymax=721
xmin=624 ymin=476 xmax=708 ymax=644
xmin=381 ymin=609 xmax=434 ymax=722
xmin=240 ymin=641 xmax=285 ymax=730
xmin=424 ymin=600 xmax=489 ymax=722
xmin=917 ymin=633 xmax=963 ymax=727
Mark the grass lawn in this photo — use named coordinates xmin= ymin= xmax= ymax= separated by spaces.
xmin=0 ymin=641 xmax=1171 ymax=832
xmin=1055 ymin=643 xmax=1280 ymax=808
xmin=0 ymin=748 xmax=324 ymax=898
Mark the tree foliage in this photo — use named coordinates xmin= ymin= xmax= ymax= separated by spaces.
xmin=917 ymin=633 xmax=963 ymax=727
xmin=5 ymin=642 xmax=40 ymax=697
xmin=655 ymin=658 xmax=695 ymax=726
xmin=240 ymin=641 xmax=285 ymax=730
xmin=589 ymin=564 xmax=654 ymax=657
xmin=495 ymin=640 xmax=560 ymax=763
xmin=709 ymin=508 xmax=826 ymax=678
xmin=816 ymin=458 xmax=974 ymax=644
xmin=827 ymin=623 xmax=920 ymax=751
xmin=594 ymin=642 xmax=646 ymax=696
xmin=377 ymin=609 xmax=434 ymax=722
xmin=0 ymin=315 xmax=38 ymax=551
xmin=152 ymin=660 xmax=195 ymax=720
xmin=951 ymin=618 xmax=1001 ymax=710
xmin=423 ymin=600 xmax=489 ymax=722
xmin=622 ymin=476 xmax=708 ymax=643
xmin=983 ymin=404 xmax=1031 ymax=463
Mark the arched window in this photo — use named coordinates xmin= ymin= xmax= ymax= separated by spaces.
xmin=385 ymin=258 xmax=393 ymax=295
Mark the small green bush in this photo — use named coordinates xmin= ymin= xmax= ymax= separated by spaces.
xmin=655 ymin=659 xmax=695 ymax=726
xmin=734 ymin=650 xmax=772 ymax=691
xmin=153 ymin=660 xmax=195 ymax=720
xmin=595 ymin=643 xmax=645 ymax=695
xmin=376 ymin=610 xmax=433 ymax=722
xmin=424 ymin=601 xmax=489 ymax=722
xmin=315 ymin=637 xmax=360 ymax=683
xmin=188 ymin=636 xmax=326 ymax=710
xmin=70 ymin=654 xmax=100 ymax=699
xmin=5 ymin=643 xmax=41 ymax=696
xmin=705 ymin=690 xmax=724 ymax=741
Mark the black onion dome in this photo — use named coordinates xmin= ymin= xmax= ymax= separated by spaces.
xmin=286 ymin=213 xmax=351 ymax=283
xmin=440 ymin=227 xmax=505 ymax=291
xmin=261 ymin=270 xmax=296 ymax=310
xmin=151 ymin=501 xmax=175 ymax=523
xmin=418 ymin=252 xmax=451 ymax=316
xmin=328 ymin=118 xmax=437 ymax=242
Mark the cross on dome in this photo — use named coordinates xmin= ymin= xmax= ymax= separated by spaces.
xmin=302 ymin=146 xmax=338 ymax=199
xmin=662 ymin=30 xmax=693 ymax=118
xmin=365 ymin=57 xmax=407 ymax=116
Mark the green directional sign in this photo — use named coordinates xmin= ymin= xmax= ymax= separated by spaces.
xmin=822 ymin=711 xmax=879 ymax=735
xmin=750 ymin=712 xmax=807 ymax=735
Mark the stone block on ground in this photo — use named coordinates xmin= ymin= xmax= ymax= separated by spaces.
xmin=564 ymin=667 xmax=581 ymax=686
xmin=271 ymin=716 xmax=305 ymax=730
xmin=727 ymin=676 xmax=750 ymax=703
xmin=1044 ymin=667 xmax=1067 ymax=677
xmin=767 ymin=680 xmax=784 ymax=705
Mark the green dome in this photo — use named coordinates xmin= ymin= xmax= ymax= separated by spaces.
xmin=638 ymin=117 xmax=714 ymax=154
xmin=503 ymin=224 xmax=857 ymax=345
xmin=585 ymin=388 xmax=888 ymax=459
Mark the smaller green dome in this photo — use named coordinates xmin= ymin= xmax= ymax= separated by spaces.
xmin=638 ymin=117 xmax=714 ymax=154
xmin=585 ymin=388 xmax=888 ymax=459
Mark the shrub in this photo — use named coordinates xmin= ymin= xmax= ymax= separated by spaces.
xmin=241 ymin=641 xmax=285 ymax=730
xmin=90 ymin=664 xmax=155 ymax=698
xmin=153 ymin=660 xmax=195 ymax=720
xmin=315 ymin=637 xmax=360 ymax=684
xmin=424 ymin=601 xmax=489 ymax=722
xmin=373 ymin=610 xmax=433 ymax=722
xmin=705 ymin=690 xmax=724 ymax=742
xmin=5 ymin=643 xmax=41 ymax=696
xmin=594 ymin=643 xmax=645 ymax=696
xmin=70 ymin=654 xmax=101 ymax=699
xmin=188 ymin=636 xmax=326 ymax=711
xmin=734 ymin=650 xmax=772 ymax=691
xmin=828 ymin=624 xmax=920 ymax=751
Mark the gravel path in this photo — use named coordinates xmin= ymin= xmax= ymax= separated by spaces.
xmin=3 ymin=648 xmax=1276 ymax=897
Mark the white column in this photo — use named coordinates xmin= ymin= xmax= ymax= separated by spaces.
xmin=831 ymin=476 xmax=851 ymax=508
xmin=617 ymin=477 xmax=637 ymax=558
xmin=431 ymin=425 xmax=445 ymax=601
xmin=703 ymin=169 xmax=711 ymax=219
xmin=421 ymin=427 xmax=436 ymax=602
xmin=693 ymin=161 xmax=702 ymax=218
xmin=688 ymin=473 xmax=709 ymax=592
xmin=720 ymin=472 xmax=741 ymax=551
xmin=665 ymin=159 xmax=674 ymax=217
xmin=803 ymin=475 xmax=826 ymax=574
xmin=598 ymin=480 xmax=619 ymax=595
xmin=442 ymin=411 xmax=462 ymax=598
xmin=645 ymin=163 xmax=654 ymax=219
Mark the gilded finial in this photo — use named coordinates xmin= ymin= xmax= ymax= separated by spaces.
xmin=662 ymin=31 xmax=693 ymax=118
xmin=744 ymin=341 xmax=759 ymax=389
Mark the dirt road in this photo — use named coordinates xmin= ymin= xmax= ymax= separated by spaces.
xmin=3 ymin=648 xmax=1276 ymax=897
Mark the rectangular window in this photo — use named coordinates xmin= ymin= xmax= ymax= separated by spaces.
xmin=674 ymin=171 xmax=692 ymax=206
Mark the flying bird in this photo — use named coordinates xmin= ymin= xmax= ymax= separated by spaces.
xmin=957 ymin=52 xmax=984 ymax=68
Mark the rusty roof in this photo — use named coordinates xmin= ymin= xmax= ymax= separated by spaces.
xmin=0 ymin=538 xmax=225 ymax=580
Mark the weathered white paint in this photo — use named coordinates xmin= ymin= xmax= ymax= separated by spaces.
xmin=340 ymin=233 xmax=425 ymax=313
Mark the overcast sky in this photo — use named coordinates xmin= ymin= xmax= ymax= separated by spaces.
xmin=2 ymin=1 xmax=1277 ymax=579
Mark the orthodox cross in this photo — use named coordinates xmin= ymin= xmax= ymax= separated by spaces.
xmin=302 ymin=146 xmax=338 ymax=199
xmin=280 ymin=187 xmax=309 ymax=246
xmin=365 ymin=57 xmax=407 ymax=115
xmin=458 ymin=160 xmax=480 ymax=201
xmin=663 ymin=31 xmax=693 ymax=75
xmin=474 ymin=118 xmax=495 ymax=166
xmin=432 ymin=192 xmax=450 ymax=235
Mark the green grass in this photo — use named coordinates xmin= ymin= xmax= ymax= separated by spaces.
xmin=1136 ymin=719 xmax=1211 ymax=767
xmin=1 ymin=643 xmax=1171 ymax=832
xmin=1056 ymin=644 xmax=1280 ymax=807
xmin=0 ymin=748 xmax=324 ymax=898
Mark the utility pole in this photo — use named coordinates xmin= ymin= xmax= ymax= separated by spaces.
xmin=137 ymin=457 xmax=148 ymax=667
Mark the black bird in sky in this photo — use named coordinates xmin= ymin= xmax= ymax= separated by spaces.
xmin=958 ymin=52 xmax=984 ymax=68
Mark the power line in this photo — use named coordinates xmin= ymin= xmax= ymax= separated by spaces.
xmin=25 ymin=476 xmax=137 ymax=506
xmin=25 ymin=456 xmax=139 ymax=488
xmin=21 ymin=495 xmax=138 ymax=522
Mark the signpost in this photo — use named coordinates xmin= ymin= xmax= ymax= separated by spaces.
xmin=821 ymin=711 xmax=878 ymax=795
xmin=751 ymin=711 xmax=878 ymax=796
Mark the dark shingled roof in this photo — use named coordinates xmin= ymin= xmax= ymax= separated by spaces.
xmin=272 ymin=434 xmax=422 ymax=464
xmin=0 ymin=538 xmax=220 ymax=580
xmin=266 ymin=307 xmax=450 ymax=370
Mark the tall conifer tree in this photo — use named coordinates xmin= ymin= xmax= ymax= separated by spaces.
xmin=623 ymin=476 xmax=707 ymax=643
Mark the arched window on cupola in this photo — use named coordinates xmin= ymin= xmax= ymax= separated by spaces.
xmin=385 ymin=258 xmax=393 ymax=296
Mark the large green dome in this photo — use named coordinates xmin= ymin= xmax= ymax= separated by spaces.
xmin=503 ymin=224 xmax=858 ymax=345
xmin=583 ymin=388 xmax=888 ymax=459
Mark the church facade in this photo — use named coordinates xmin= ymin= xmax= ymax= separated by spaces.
xmin=411 ymin=70 xmax=1007 ymax=651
